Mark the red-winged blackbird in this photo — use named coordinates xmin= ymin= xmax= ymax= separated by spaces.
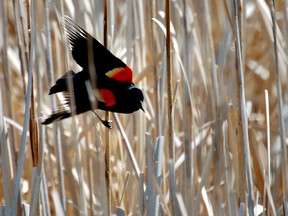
xmin=42 ymin=16 xmax=144 ymax=128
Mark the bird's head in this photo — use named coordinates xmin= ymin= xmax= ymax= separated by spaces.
xmin=120 ymin=86 xmax=144 ymax=113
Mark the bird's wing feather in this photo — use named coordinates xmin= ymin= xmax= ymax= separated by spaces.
xmin=64 ymin=16 xmax=128 ymax=79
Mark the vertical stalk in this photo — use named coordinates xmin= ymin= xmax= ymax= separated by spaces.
xmin=232 ymin=0 xmax=254 ymax=215
xmin=182 ymin=0 xmax=193 ymax=212
xmin=165 ymin=0 xmax=175 ymax=213
xmin=2 ymin=0 xmax=17 ymax=182
xmin=29 ymin=78 xmax=39 ymax=167
xmin=165 ymin=0 xmax=174 ymax=162
xmin=236 ymin=0 xmax=246 ymax=202
xmin=269 ymin=0 xmax=288 ymax=213
xmin=104 ymin=0 xmax=111 ymax=214
xmin=43 ymin=0 xmax=67 ymax=212
xmin=10 ymin=0 xmax=36 ymax=214
xmin=13 ymin=0 xmax=28 ymax=93
xmin=284 ymin=0 xmax=288 ymax=79
xmin=148 ymin=0 xmax=160 ymax=136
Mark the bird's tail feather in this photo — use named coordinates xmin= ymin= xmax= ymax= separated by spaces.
xmin=42 ymin=109 xmax=71 ymax=125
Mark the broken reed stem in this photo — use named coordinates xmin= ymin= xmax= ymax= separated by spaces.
xmin=264 ymin=90 xmax=271 ymax=183
xmin=232 ymin=0 xmax=254 ymax=214
xmin=269 ymin=0 xmax=288 ymax=211
xmin=103 ymin=0 xmax=111 ymax=214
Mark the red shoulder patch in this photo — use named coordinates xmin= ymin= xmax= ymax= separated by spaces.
xmin=105 ymin=66 xmax=133 ymax=83
xmin=99 ymin=88 xmax=116 ymax=107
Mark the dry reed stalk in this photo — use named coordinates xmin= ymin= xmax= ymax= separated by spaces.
xmin=145 ymin=133 xmax=154 ymax=215
xmin=232 ymin=0 xmax=254 ymax=214
xmin=148 ymin=0 xmax=160 ymax=136
xmin=222 ymin=115 xmax=233 ymax=215
xmin=269 ymin=0 xmax=288 ymax=212
xmin=203 ymin=2 xmax=224 ymax=199
xmin=138 ymin=172 xmax=145 ymax=214
xmin=29 ymin=79 xmax=39 ymax=167
xmin=0 ymin=89 xmax=10 ymax=216
xmin=43 ymin=1 xmax=66 ymax=212
xmin=12 ymin=0 xmax=27 ymax=94
xmin=1 ymin=0 xmax=18 ymax=189
xmin=182 ymin=0 xmax=193 ymax=212
xmin=264 ymin=90 xmax=272 ymax=210
xmin=10 ymin=0 xmax=37 ymax=214
xmin=165 ymin=0 xmax=176 ymax=214
xmin=103 ymin=0 xmax=111 ymax=214
xmin=28 ymin=17 xmax=41 ymax=214
xmin=165 ymin=0 xmax=173 ymax=161
xmin=262 ymin=90 xmax=277 ymax=214
xmin=113 ymin=113 xmax=141 ymax=179
xmin=230 ymin=0 xmax=246 ymax=206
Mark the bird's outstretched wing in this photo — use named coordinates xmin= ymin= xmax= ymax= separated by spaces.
xmin=64 ymin=16 xmax=133 ymax=83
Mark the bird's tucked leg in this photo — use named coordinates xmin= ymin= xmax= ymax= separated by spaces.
xmin=92 ymin=110 xmax=112 ymax=129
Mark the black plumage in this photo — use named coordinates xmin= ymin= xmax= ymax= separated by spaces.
xmin=42 ymin=16 xmax=144 ymax=126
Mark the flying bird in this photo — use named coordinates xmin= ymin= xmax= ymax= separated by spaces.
xmin=42 ymin=16 xmax=144 ymax=128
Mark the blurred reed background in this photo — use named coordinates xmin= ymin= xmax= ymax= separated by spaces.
xmin=0 ymin=0 xmax=288 ymax=215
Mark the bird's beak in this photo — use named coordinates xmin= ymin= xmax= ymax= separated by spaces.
xmin=140 ymin=102 xmax=145 ymax=113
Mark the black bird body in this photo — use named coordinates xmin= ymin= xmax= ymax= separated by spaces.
xmin=42 ymin=17 xmax=144 ymax=125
